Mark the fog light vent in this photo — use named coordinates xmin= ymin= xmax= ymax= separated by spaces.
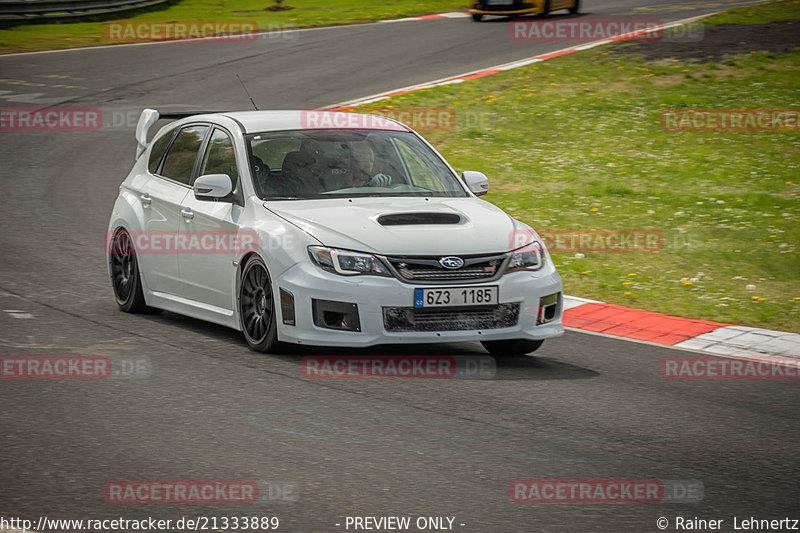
xmin=312 ymin=299 xmax=361 ymax=332
xmin=537 ymin=293 xmax=560 ymax=325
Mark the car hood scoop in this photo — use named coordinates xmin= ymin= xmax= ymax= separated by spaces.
xmin=263 ymin=197 xmax=517 ymax=255
xmin=377 ymin=212 xmax=461 ymax=226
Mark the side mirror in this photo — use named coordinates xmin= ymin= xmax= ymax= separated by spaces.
xmin=462 ymin=171 xmax=489 ymax=196
xmin=194 ymin=174 xmax=233 ymax=200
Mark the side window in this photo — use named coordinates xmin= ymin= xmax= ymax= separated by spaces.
xmin=147 ymin=128 xmax=176 ymax=175
xmin=161 ymin=125 xmax=209 ymax=185
xmin=199 ymin=128 xmax=239 ymax=189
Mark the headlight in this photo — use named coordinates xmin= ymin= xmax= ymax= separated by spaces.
xmin=506 ymin=240 xmax=545 ymax=273
xmin=308 ymin=246 xmax=391 ymax=277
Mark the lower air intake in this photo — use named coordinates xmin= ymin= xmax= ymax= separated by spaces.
xmin=383 ymin=303 xmax=520 ymax=332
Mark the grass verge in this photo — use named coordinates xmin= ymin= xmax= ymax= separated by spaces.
xmin=0 ymin=0 xmax=465 ymax=54
xmin=355 ymin=3 xmax=800 ymax=332
xmin=706 ymin=0 xmax=800 ymax=25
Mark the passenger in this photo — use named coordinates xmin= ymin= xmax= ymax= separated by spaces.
xmin=281 ymin=140 xmax=324 ymax=196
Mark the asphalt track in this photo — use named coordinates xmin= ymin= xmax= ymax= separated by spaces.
xmin=1 ymin=1 xmax=798 ymax=531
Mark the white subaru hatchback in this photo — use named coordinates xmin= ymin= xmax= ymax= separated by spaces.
xmin=107 ymin=109 xmax=563 ymax=355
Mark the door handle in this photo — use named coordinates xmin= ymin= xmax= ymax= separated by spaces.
xmin=180 ymin=208 xmax=194 ymax=220
xmin=140 ymin=193 xmax=151 ymax=207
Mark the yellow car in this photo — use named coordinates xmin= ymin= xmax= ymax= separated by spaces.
xmin=470 ymin=0 xmax=580 ymax=21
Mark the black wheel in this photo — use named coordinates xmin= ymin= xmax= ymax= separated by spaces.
xmin=538 ymin=0 xmax=551 ymax=17
xmin=481 ymin=339 xmax=544 ymax=356
xmin=239 ymin=256 xmax=280 ymax=353
xmin=569 ymin=0 xmax=580 ymax=15
xmin=472 ymin=12 xmax=483 ymax=21
xmin=109 ymin=229 xmax=151 ymax=313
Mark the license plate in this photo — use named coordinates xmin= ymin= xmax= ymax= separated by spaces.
xmin=487 ymin=0 xmax=513 ymax=5
xmin=414 ymin=286 xmax=499 ymax=308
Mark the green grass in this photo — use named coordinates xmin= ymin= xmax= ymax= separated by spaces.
xmin=355 ymin=11 xmax=800 ymax=332
xmin=705 ymin=0 xmax=800 ymax=25
xmin=0 ymin=0 xmax=466 ymax=54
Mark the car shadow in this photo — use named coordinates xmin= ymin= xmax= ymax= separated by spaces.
xmin=273 ymin=349 xmax=598 ymax=382
xmin=141 ymin=310 xmax=598 ymax=382
xmin=480 ymin=11 xmax=589 ymax=23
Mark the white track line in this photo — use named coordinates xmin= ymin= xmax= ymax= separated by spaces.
xmin=0 ymin=12 xmax=468 ymax=58
xmin=328 ymin=13 xmax=713 ymax=109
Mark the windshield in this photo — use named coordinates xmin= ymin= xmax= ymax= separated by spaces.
xmin=247 ymin=130 xmax=468 ymax=200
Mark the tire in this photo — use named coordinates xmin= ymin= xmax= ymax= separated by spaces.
xmin=109 ymin=229 xmax=152 ymax=313
xmin=569 ymin=0 xmax=580 ymax=15
xmin=239 ymin=255 xmax=280 ymax=353
xmin=472 ymin=13 xmax=483 ymax=21
xmin=481 ymin=339 xmax=544 ymax=356
xmin=538 ymin=0 xmax=551 ymax=17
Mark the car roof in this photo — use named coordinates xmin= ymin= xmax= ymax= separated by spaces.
xmin=207 ymin=110 xmax=412 ymax=134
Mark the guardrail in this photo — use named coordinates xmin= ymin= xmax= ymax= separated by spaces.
xmin=0 ymin=0 xmax=170 ymax=23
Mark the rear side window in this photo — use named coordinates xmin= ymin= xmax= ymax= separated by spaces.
xmin=161 ymin=125 xmax=209 ymax=185
xmin=147 ymin=128 xmax=176 ymax=175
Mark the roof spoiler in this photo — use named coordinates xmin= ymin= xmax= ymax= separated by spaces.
xmin=135 ymin=109 xmax=226 ymax=159
xmin=135 ymin=108 xmax=160 ymax=160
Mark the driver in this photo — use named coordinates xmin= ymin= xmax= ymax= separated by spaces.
xmin=346 ymin=142 xmax=392 ymax=188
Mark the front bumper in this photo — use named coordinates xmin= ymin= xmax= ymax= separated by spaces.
xmin=273 ymin=261 xmax=563 ymax=348
xmin=471 ymin=1 xmax=540 ymax=15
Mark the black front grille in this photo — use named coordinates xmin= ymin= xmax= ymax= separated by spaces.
xmin=383 ymin=303 xmax=520 ymax=332
xmin=384 ymin=254 xmax=506 ymax=284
